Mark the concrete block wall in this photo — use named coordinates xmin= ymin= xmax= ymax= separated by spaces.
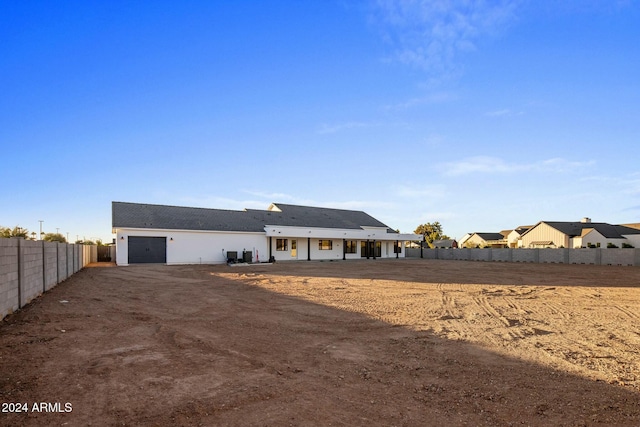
xmin=67 ymin=244 xmax=74 ymax=277
xmin=539 ymin=249 xmax=567 ymax=264
xmin=492 ymin=249 xmax=511 ymax=262
xmin=0 ymin=239 xmax=20 ymax=319
xmin=453 ymin=249 xmax=469 ymax=261
xmin=468 ymin=248 xmax=490 ymax=261
xmin=439 ymin=248 xmax=454 ymax=260
xmin=512 ymin=249 xmax=537 ymax=263
xmin=601 ymin=248 xmax=636 ymax=266
xmin=408 ymin=247 xmax=640 ymax=267
xmin=0 ymin=238 xmax=94 ymax=321
xmin=569 ymin=249 xmax=598 ymax=265
xmin=44 ymin=241 xmax=58 ymax=291
xmin=19 ymin=239 xmax=45 ymax=307
xmin=57 ymin=242 xmax=68 ymax=282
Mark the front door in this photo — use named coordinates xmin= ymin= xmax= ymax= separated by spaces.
xmin=291 ymin=239 xmax=297 ymax=258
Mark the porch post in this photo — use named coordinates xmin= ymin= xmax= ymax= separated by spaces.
xmin=373 ymin=240 xmax=376 ymax=259
xmin=343 ymin=239 xmax=346 ymax=261
xmin=307 ymin=237 xmax=311 ymax=261
xmin=366 ymin=239 xmax=370 ymax=259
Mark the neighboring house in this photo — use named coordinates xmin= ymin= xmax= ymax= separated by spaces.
xmin=520 ymin=218 xmax=640 ymax=248
xmin=432 ymin=239 xmax=458 ymax=248
xmin=459 ymin=232 xmax=508 ymax=248
xmin=506 ymin=225 xmax=532 ymax=248
xmin=112 ymin=202 xmax=421 ymax=265
xmin=458 ymin=233 xmax=471 ymax=247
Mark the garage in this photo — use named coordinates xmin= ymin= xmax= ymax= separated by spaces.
xmin=127 ymin=236 xmax=167 ymax=264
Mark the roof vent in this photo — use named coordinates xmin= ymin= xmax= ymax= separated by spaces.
xmin=581 ymin=217 xmax=591 ymax=223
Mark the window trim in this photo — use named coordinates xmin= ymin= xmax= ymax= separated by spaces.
xmin=318 ymin=239 xmax=333 ymax=250
xmin=345 ymin=240 xmax=357 ymax=254
xmin=276 ymin=238 xmax=288 ymax=251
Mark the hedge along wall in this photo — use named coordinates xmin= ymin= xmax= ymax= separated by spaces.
xmin=405 ymin=247 xmax=640 ymax=266
xmin=0 ymin=238 xmax=97 ymax=320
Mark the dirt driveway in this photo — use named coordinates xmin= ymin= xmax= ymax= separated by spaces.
xmin=1 ymin=259 xmax=639 ymax=426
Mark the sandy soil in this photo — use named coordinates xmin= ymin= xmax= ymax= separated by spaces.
xmin=1 ymin=259 xmax=639 ymax=426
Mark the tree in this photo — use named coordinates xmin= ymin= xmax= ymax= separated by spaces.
xmin=414 ymin=222 xmax=450 ymax=248
xmin=1 ymin=225 xmax=31 ymax=239
xmin=43 ymin=233 xmax=67 ymax=243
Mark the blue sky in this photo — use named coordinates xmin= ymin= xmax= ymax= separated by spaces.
xmin=2 ymin=0 xmax=639 ymax=242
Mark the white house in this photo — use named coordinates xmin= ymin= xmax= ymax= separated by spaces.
xmin=112 ymin=202 xmax=422 ymax=265
xmin=506 ymin=226 xmax=532 ymax=248
xmin=459 ymin=232 xmax=508 ymax=248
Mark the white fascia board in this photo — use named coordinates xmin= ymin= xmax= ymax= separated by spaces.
xmin=397 ymin=233 xmax=424 ymax=241
xmin=264 ymin=225 xmax=421 ymax=241
xmin=114 ymin=227 xmax=265 ymax=236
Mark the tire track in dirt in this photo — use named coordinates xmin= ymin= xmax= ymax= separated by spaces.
xmin=439 ymin=293 xmax=460 ymax=321
xmin=613 ymin=305 xmax=639 ymax=320
xmin=539 ymin=301 xmax=571 ymax=321
xmin=472 ymin=295 xmax=512 ymax=328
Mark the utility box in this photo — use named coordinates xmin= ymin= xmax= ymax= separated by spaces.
xmin=242 ymin=251 xmax=252 ymax=263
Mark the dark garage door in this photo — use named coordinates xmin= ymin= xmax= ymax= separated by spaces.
xmin=128 ymin=236 xmax=167 ymax=264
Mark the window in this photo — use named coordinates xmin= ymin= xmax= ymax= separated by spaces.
xmin=345 ymin=240 xmax=357 ymax=254
xmin=360 ymin=241 xmax=381 ymax=257
xmin=318 ymin=240 xmax=333 ymax=250
xmin=276 ymin=239 xmax=288 ymax=251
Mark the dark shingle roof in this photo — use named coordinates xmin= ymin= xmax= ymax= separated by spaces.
xmin=544 ymin=222 xmax=640 ymax=239
xmin=112 ymin=202 xmax=392 ymax=232
xmin=474 ymin=232 xmax=506 ymax=241
xmin=112 ymin=202 xmax=265 ymax=232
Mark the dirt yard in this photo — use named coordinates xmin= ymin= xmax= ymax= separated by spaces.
xmin=1 ymin=259 xmax=639 ymax=426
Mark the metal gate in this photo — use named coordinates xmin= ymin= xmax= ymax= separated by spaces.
xmin=128 ymin=237 xmax=167 ymax=264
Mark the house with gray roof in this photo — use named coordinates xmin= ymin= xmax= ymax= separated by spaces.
xmin=459 ymin=232 xmax=508 ymax=248
xmin=520 ymin=218 xmax=640 ymax=248
xmin=112 ymin=202 xmax=421 ymax=265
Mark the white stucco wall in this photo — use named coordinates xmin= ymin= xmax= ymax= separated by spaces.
xmin=267 ymin=236 xmax=406 ymax=261
xmin=577 ymin=230 xmax=628 ymax=248
xmin=116 ymin=226 xmax=412 ymax=265
xmin=507 ymin=230 xmax=523 ymax=248
xmin=622 ymin=234 xmax=640 ymax=247
xmin=264 ymin=225 xmax=413 ymax=261
xmin=115 ymin=229 xmax=267 ymax=265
